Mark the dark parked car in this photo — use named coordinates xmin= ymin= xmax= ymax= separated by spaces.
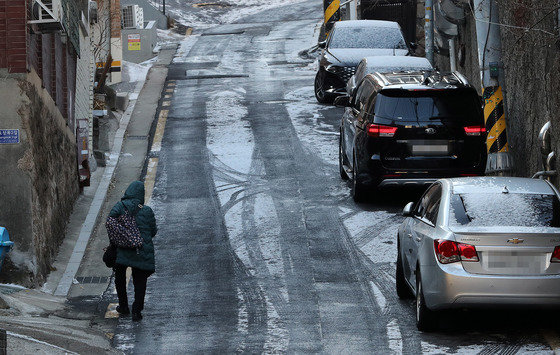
xmin=337 ymin=71 xmax=487 ymax=202
xmin=315 ymin=20 xmax=409 ymax=103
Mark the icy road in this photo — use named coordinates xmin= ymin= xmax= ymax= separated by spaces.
xmin=113 ymin=0 xmax=556 ymax=353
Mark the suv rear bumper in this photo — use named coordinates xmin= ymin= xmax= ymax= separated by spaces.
xmin=362 ymin=155 xmax=485 ymax=188
xmin=378 ymin=178 xmax=436 ymax=188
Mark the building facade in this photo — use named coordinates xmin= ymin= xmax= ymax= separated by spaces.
xmin=0 ymin=0 xmax=100 ymax=285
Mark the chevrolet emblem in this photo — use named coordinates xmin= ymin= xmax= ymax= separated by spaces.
xmin=507 ymin=238 xmax=524 ymax=244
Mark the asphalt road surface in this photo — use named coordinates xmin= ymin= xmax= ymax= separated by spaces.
xmin=112 ymin=1 xmax=556 ymax=353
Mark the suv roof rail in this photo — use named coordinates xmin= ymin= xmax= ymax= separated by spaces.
xmin=372 ymin=71 xmax=471 ymax=88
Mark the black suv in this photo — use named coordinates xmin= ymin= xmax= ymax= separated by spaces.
xmin=337 ymin=71 xmax=487 ymax=201
xmin=315 ymin=20 xmax=409 ymax=104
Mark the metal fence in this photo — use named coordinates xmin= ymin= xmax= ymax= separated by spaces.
xmin=360 ymin=0 xmax=418 ymax=44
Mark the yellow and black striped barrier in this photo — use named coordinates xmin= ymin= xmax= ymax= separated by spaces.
xmin=482 ymin=86 xmax=509 ymax=154
xmin=324 ymin=0 xmax=340 ymax=36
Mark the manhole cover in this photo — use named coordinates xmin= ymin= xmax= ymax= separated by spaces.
xmin=193 ymin=2 xmax=231 ymax=8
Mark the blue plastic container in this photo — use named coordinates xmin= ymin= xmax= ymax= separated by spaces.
xmin=0 ymin=227 xmax=14 ymax=272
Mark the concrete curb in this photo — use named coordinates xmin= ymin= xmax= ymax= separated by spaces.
xmin=54 ymin=80 xmax=145 ymax=297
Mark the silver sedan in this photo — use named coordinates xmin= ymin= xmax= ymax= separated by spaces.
xmin=396 ymin=177 xmax=560 ymax=331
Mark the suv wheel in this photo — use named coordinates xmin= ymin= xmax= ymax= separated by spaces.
xmin=339 ymin=134 xmax=349 ymax=180
xmin=352 ymin=155 xmax=367 ymax=202
xmin=416 ymin=269 xmax=438 ymax=332
xmin=396 ymin=238 xmax=413 ymax=299
xmin=315 ymin=70 xmax=333 ymax=104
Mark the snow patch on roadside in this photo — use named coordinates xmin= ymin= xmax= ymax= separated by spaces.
xmin=151 ymin=0 xmax=309 ymax=29
xmin=122 ymin=59 xmax=156 ymax=83
xmin=174 ymin=34 xmax=201 ymax=63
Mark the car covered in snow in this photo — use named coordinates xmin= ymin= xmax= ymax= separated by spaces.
xmin=346 ymin=56 xmax=433 ymax=95
xmin=396 ymin=177 xmax=560 ymax=331
xmin=315 ymin=20 xmax=410 ymax=103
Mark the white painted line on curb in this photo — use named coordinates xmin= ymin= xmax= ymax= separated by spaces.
xmin=145 ymin=158 xmax=159 ymax=206
xmin=7 ymin=331 xmax=79 ymax=354
xmin=386 ymin=319 xmax=403 ymax=354
xmin=54 ymin=80 xmax=146 ymax=297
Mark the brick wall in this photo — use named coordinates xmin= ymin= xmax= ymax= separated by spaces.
xmin=0 ymin=0 xmax=27 ymax=73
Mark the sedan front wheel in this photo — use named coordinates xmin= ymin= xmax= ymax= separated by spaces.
xmin=314 ymin=70 xmax=334 ymax=104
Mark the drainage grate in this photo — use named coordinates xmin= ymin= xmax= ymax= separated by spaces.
xmin=75 ymin=276 xmax=109 ymax=284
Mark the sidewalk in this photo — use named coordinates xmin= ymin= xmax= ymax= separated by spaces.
xmin=0 ymin=43 xmax=179 ymax=353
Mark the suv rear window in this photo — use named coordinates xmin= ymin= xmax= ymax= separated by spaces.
xmin=449 ymin=193 xmax=560 ymax=228
xmin=373 ymin=90 xmax=482 ymax=125
xmin=329 ymin=27 xmax=407 ymax=49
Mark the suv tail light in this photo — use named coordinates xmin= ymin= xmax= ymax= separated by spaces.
xmin=464 ymin=125 xmax=486 ymax=136
xmin=434 ymin=239 xmax=479 ymax=264
xmin=551 ymin=246 xmax=560 ymax=262
xmin=367 ymin=124 xmax=397 ymax=138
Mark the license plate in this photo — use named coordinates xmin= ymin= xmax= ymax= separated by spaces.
xmin=484 ymin=251 xmax=547 ymax=275
xmin=412 ymin=145 xmax=448 ymax=155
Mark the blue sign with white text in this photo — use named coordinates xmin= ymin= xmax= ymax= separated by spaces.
xmin=0 ymin=129 xmax=19 ymax=144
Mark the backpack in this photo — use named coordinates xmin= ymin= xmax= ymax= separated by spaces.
xmin=106 ymin=203 xmax=143 ymax=249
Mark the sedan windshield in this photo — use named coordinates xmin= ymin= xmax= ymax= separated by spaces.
xmin=329 ymin=27 xmax=407 ymax=49
xmin=449 ymin=193 xmax=560 ymax=228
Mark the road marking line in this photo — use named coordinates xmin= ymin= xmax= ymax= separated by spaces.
xmin=165 ymin=88 xmax=174 ymax=93
xmin=542 ymin=330 xmax=560 ymax=353
xmin=162 ymin=101 xmax=171 ymax=107
xmin=386 ymin=319 xmax=403 ymax=354
xmin=151 ymin=109 xmax=168 ymax=153
xmin=145 ymin=158 xmax=159 ymax=205
xmin=165 ymin=94 xmax=172 ymax=99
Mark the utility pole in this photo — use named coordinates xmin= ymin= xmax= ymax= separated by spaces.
xmin=348 ymin=0 xmax=358 ymax=20
xmin=163 ymin=0 xmax=166 ymax=15
xmin=473 ymin=0 xmax=513 ymax=174
xmin=425 ymin=0 xmax=434 ymax=65
xmin=448 ymin=39 xmax=457 ymax=72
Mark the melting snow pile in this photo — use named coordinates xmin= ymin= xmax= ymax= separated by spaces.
xmin=148 ymin=0 xmax=308 ymax=28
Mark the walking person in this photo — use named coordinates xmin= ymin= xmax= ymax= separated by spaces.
xmin=109 ymin=181 xmax=157 ymax=321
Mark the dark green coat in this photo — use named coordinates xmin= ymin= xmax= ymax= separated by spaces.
xmin=109 ymin=181 xmax=158 ymax=272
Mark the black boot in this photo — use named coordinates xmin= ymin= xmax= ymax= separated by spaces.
xmin=132 ymin=311 xmax=143 ymax=321
xmin=116 ymin=306 xmax=130 ymax=315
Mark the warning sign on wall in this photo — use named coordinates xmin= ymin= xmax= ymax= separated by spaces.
xmin=128 ymin=34 xmax=141 ymax=51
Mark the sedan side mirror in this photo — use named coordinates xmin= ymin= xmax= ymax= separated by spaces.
xmin=334 ymin=95 xmax=351 ymax=107
xmin=402 ymin=202 xmax=414 ymax=217
xmin=318 ymin=41 xmax=327 ymax=49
